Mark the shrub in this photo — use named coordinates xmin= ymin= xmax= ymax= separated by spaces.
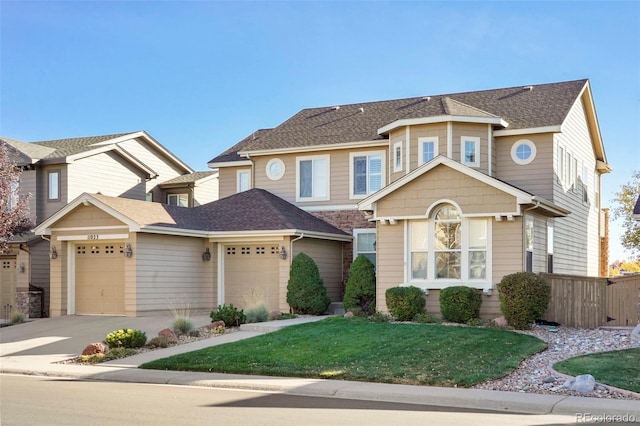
xmin=103 ymin=347 xmax=138 ymax=361
xmin=343 ymin=255 xmax=377 ymax=315
xmin=439 ymin=286 xmax=482 ymax=324
xmin=369 ymin=311 xmax=393 ymax=323
xmin=497 ymin=272 xmax=551 ymax=330
xmin=10 ymin=310 xmax=25 ymax=324
xmin=172 ymin=316 xmax=195 ymax=335
xmin=210 ymin=304 xmax=246 ymax=327
xmin=286 ymin=253 xmax=331 ymax=315
xmin=385 ymin=286 xmax=425 ymax=321
xmin=104 ymin=328 xmax=147 ymax=349
xmin=413 ymin=312 xmax=440 ymax=324
xmin=148 ymin=336 xmax=173 ymax=349
xmin=246 ymin=303 xmax=269 ymax=323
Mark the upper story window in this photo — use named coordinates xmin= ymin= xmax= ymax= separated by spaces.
xmin=8 ymin=178 xmax=18 ymax=210
xmin=297 ymin=154 xmax=330 ymax=201
xmin=168 ymin=193 xmax=189 ymax=207
xmin=266 ymin=158 xmax=285 ymax=181
xmin=48 ymin=170 xmax=60 ymax=201
xmin=461 ymin=137 xmax=480 ymax=167
xmin=145 ymin=192 xmax=153 ymax=202
xmin=511 ymin=139 xmax=537 ymax=165
xmin=393 ymin=141 xmax=403 ymax=172
xmin=350 ymin=152 xmax=384 ymax=198
xmin=237 ymin=170 xmax=251 ymax=193
xmin=418 ymin=137 xmax=439 ymax=165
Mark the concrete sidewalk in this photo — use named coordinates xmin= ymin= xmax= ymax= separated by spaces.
xmin=1 ymin=315 xmax=639 ymax=419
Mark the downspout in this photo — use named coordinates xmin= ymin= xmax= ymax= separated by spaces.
xmin=289 ymin=233 xmax=304 ymax=265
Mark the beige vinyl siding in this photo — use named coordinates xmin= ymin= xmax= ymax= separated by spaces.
xmin=208 ymin=243 xmax=218 ymax=307
xmin=38 ymin=164 xmax=67 ymax=224
xmin=452 ymin=123 xmax=490 ymax=174
xmin=292 ymin=238 xmax=343 ymax=303
xmin=118 ymin=137 xmax=186 ymax=193
xmin=193 ymin=177 xmax=219 ymax=206
xmin=48 ymin=240 xmax=68 ymax=316
xmin=410 ymin=123 xmax=448 ymax=169
xmin=278 ymin=238 xmax=291 ymax=311
xmin=67 ymin=152 xmax=147 ymax=201
xmin=375 ymin=222 xmax=404 ymax=313
xmin=134 ymin=233 xmax=213 ymax=313
xmin=19 ymin=169 xmax=38 ymax=224
xmin=376 ymin=165 xmax=517 ymax=217
xmin=553 ymin=96 xmax=600 ymax=276
xmin=53 ymin=205 xmax=125 ymax=229
xmin=218 ymin=166 xmax=246 ymax=198
xmin=389 ymin=129 xmax=405 ymax=183
xmin=494 ymin=133 xmax=554 ymax=200
xmin=252 ymin=154 xmax=297 ymax=201
xmin=492 ymin=217 xmax=523 ymax=283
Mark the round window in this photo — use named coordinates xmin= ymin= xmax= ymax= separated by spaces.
xmin=266 ymin=158 xmax=285 ymax=180
xmin=511 ymin=139 xmax=537 ymax=165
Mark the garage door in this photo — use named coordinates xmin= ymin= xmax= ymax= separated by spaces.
xmin=75 ymin=243 xmax=125 ymax=315
xmin=0 ymin=257 xmax=17 ymax=315
xmin=224 ymin=244 xmax=280 ymax=311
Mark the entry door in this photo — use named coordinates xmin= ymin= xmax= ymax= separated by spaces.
xmin=0 ymin=257 xmax=17 ymax=315
xmin=75 ymin=243 xmax=125 ymax=315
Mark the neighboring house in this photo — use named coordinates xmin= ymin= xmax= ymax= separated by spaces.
xmin=207 ymin=79 xmax=611 ymax=317
xmin=1 ymin=131 xmax=218 ymax=317
xmin=634 ymin=195 xmax=640 ymax=221
xmin=30 ymin=79 xmax=611 ymax=319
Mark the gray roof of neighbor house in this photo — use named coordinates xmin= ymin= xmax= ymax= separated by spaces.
xmin=159 ymin=171 xmax=217 ymax=186
xmin=85 ymin=190 xmax=348 ymax=236
xmin=29 ymin=132 xmax=133 ymax=157
xmin=209 ymin=79 xmax=588 ymax=163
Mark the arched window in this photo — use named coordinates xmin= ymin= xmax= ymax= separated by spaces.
xmin=434 ymin=206 xmax=461 ymax=279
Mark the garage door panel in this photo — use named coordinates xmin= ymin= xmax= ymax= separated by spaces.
xmin=224 ymin=244 xmax=280 ymax=311
xmin=75 ymin=243 xmax=124 ymax=315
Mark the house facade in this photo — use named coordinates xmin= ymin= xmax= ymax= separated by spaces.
xmin=27 ymin=78 xmax=610 ymax=319
xmin=1 ymin=131 xmax=218 ymax=317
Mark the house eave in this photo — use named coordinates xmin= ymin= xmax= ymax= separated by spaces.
xmin=493 ymin=125 xmax=562 ymax=137
xmin=207 ymin=160 xmax=253 ymax=168
xmin=238 ymin=140 xmax=389 ymax=157
xmin=378 ymin=116 xmax=508 ymax=135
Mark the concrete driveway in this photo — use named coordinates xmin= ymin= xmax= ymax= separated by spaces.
xmin=0 ymin=312 xmax=213 ymax=357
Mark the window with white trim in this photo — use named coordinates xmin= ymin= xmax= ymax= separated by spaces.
xmin=353 ymin=229 xmax=376 ymax=267
xmin=168 ymin=193 xmax=189 ymax=207
xmin=547 ymin=225 xmax=554 ymax=273
xmin=582 ymin=164 xmax=589 ymax=203
xmin=418 ymin=137 xmax=438 ymax=165
xmin=48 ymin=170 xmax=60 ymax=201
xmin=525 ymin=216 xmax=534 ymax=272
xmin=9 ymin=178 xmax=18 ymax=210
xmin=557 ymin=145 xmax=565 ymax=184
xmin=237 ymin=170 xmax=251 ymax=193
xmin=350 ymin=152 xmax=384 ymax=198
xmin=461 ymin=137 xmax=480 ymax=167
xmin=408 ymin=204 xmax=490 ymax=287
xmin=511 ymin=139 xmax=537 ymax=165
xmin=393 ymin=142 xmax=403 ymax=172
xmin=296 ymin=155 xmax=330 ymax=201
xmin=145 ymin=192 xmax=153 ymax=202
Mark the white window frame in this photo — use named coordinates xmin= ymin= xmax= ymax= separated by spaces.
xmin=237 ymin=169 xmax=251 ymax=193
xmin=547 ymin=225 xmax=554 ymax=273
xmin=582 ymin=164 xmax=589 ymax=204
xmin=349 ymin=151 xmax=385 ymax=199
xmin=510 ymin=139 xmax=537 ymax=165
xmin=296 ymin=154 xmax=330 ymax=202
xmin=557 ymin=144 xmax=565 ymax=185
xmin=167 ymin=193 xmax=189 ymax=207
xmin=353 ymin=228 xmax=376 ymax=267
xmin=48 ymin=169 xmax=60 ymax=201
xmin=418 ymin=137 xmax=439 ymax=165
xmin=461 ymin=136 xmax=480 ymax=167
xmin=265 ymin=158 xmax=285 ymax=181
xmin=405 ymin=211 xmax=492 ymax=290
xmin=525 ymin=215 xmax=534 ymax=273
xmin=393 ymin=141 xmax=403 ymax=172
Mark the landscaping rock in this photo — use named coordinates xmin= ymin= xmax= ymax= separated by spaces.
xmin=207 ymin=321 xmax=225 ymax=330
xmin=270 ymin=310 xmax=282 ymax=319
xmin=81 ymin=342 xmax=107 ymax=356
xmin=631 ymin=323 xmax=640 ymax=342
xmin=492 ymin=316 xmax=508 ymax=327
xmin=542 ymin=375 xmax=557 ymax=384
xmin=344 ymin=311 xmax=355 ymax=318
xmin=158 ymin=328 xmax=178 ymax=342
xmin=563 ymin=374 xmax=596 ymax=393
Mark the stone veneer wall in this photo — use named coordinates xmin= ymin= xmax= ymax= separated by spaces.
xmin=310 ymin=209 xmax=375 ymax=284
xmin=15 ymin=291 xmax=43 ymax=318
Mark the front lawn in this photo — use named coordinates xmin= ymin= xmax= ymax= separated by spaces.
xmin=141 ymin=317 xmax=546 ymax=387
xmin=554 ymin=348 xmax=640 ymax=393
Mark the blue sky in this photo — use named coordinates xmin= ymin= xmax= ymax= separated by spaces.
xmin=2 ymin=1 xmax=639 ymax=261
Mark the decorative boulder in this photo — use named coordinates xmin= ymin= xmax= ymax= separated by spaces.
xmin=270 ymin=310 xmax=282 ymax=319
xmin=82 ymin=342 xmax=108 ymax=356
xmin=563 ymin=374 xmax=596 ymax=393
xmin=492 ymin=316 xmax=508 ymax=327
xmin=158 ymin=328 xmax=178 ymax=342
xmin=344 ymin=311 xmax=355 ymax=318
xmin=207 ymin=321 xmax=225 ymax=330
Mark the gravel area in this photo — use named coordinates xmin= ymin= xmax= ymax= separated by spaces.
xmin=472 ymin=325 xmax=640 ymax=400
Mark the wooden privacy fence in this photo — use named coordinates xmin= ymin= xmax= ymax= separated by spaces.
xmin=540 ymin=273 xmax=640 ymax=328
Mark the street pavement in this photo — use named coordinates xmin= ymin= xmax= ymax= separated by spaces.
xmin=1 ymin=314 xmax=639 ymax=419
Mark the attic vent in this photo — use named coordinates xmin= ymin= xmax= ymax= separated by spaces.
xmin=359 ymin=107 xmax=364 ymax=113
xmin=523 ymin=85 xmax=534 ymax=91
xmin=332 ymin=106 xmax=340 ymax=110
xmin=422 ymin=96 xmax=431 ymax=101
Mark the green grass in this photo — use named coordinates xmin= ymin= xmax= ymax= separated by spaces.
xmin=554 ymin=348 xmax=640 ymax=393
xmin=141 ymin=317 xmax=546 ymax=387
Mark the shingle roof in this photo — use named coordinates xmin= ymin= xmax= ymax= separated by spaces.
xmin=31 ymin=132 xmax=137 ymax=158
xmin=209 ymin=129 xmax=272 ymax=164
xmin=159 ymin=171 xmax=217 ymax=186
xmin=209 ymin=79 xmax=588 ymax=163
xmin=0 ymin=137 xmax=56 ymax=162
xmin=92 ymin=189 xmax=347 ymax=236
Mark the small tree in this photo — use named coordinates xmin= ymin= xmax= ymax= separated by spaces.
xmin=286 ymin=252 xmax=330 ymax=315
xmin=0 ymin=143 xmax=33 ymax=253
xmin=611 ymin=170 xmax=640 ymax=259
xmin=343 ymin=255 xmax=376 ymax=315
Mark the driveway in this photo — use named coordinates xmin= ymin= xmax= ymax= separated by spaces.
xmin=0 ymin=312 xmax=212 ymax=357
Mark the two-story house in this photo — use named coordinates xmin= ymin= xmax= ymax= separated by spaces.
xmin=32 ymin=79 xmax=610 ymax=318
xmin=1 ymin=131 xmax=218 ymax=317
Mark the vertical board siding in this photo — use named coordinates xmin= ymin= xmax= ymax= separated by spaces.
xmin=292 ymin=238 xmax=343 ymax=303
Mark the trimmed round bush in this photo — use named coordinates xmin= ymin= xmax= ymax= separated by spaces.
xmin=385 ymin=286 xmax=425 ymax=321
xmin=497 ymin=272 xmax=551 ymax=330
xmin=210 ymin=304 xmax=246 ymax=327
xmin=287 ymin=253 xmax=331 ymax=315
xmin=343 ymin=255 xmax=376 ymax=315
xmin=439 ymin=286 xmax=482 ymax=324
xmin=104 ymin=328 xmax=147 ymax=349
